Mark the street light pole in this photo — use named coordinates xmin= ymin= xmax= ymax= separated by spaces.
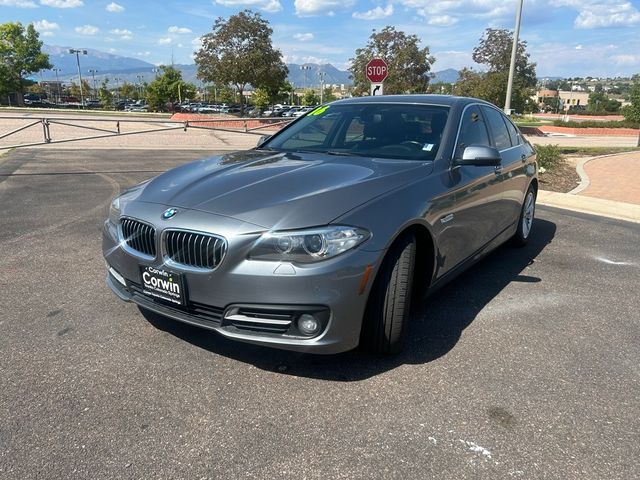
xmin=300 ymin=65 xmax=311 ymax=90
xmin=136 ymin=75 xmax=144 ymax=97
xmin=114 ymin=77 xmax=120 ymax=101
xmin=504 ymin=0 xmax=523 ymax=115
xmin=68 ymin=49 xmax=87 ymax=108
xmin=52 ymin=68 xmax=61 ymax=103
xmin=89 ymin=69 xmax=98 ymax=100
xmin=318 ymin=71 xmax=327 ymax=104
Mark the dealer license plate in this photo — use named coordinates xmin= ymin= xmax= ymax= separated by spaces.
xmin=139 ymin=266 xmax=186 ymax=306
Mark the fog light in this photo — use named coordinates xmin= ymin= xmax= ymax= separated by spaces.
xmin=298 ymin=314 xmax=320 ymax=335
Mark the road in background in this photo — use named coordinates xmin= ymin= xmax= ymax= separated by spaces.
xmin=1 ymin=148 xmax=639 ymax=479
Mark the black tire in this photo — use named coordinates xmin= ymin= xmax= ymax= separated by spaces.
xmin=361 ymin=234 xmax=416 ymax=354
xmin=512 ymin=185 xmax=537 ymax=246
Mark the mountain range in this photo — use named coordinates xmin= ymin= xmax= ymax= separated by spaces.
xmin=41 ymin=45 xmax=459 ymax=88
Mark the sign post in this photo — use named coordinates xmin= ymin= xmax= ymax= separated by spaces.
xmin=366 ymin=58 xmax=388 ymax=96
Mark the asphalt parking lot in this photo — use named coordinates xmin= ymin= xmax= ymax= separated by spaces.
xmin=1 ymin=148 xmax=638 ymax=479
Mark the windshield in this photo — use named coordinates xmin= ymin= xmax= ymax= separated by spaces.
xmin=262 ymin=103 xmax=449 ymax=161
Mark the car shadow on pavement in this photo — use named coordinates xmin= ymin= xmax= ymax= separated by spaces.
xmin=141 ymin=218 xmax=556 ymax=381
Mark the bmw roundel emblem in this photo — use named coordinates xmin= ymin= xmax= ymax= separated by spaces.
xmin=162 ymin=208 xmax=178 ymax=220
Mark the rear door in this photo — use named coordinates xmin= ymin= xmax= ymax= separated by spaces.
xmin=481 ymin=106 xmax=532 ymax=229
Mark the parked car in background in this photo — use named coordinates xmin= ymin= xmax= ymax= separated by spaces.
xmin=103 ymin=95 xmax=537 ymax=355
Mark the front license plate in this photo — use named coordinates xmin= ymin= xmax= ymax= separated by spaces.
xmin=139 ymin=266 xmax=186 ymax=306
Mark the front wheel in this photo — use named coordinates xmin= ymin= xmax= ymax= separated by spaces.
xmin=361 ymin=234 xmax=416 ymax=354
xmin=512 ymin=186 xmax=536 ymax=246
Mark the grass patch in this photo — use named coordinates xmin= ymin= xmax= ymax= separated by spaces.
xmin=535 ymin=144 xmax=563 ymax=170
xmin=558 ymin=146 xmax=640 ymax=156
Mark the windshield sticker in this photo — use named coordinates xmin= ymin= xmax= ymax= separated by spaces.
xmin=422 ymin=143 xmax=435 ymax=152
xmin=309 ymin=105 xmax=330 ymax=116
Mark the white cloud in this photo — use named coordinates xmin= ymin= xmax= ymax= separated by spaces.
xmin=400 ymin=0 xmax=510 ymax=20
xmin=214 ymin=0 xmax=282 ymax=13
xmin=295 ymin=0 xmax=356 ymax=16
xmin=108 ymin=47 xmax=117 ymax=53
xmin=575 ymin=44 xmax=583 ymax=50
xmin=158 ymin=37 xmax=173 ymax=45
xmin=110 ymin=28 xmax=132 ymax=40
xmin=136 ymin=51 xmax=151 ymax=57
xmin=611 ymin=54 xmax=640 ymax=65
xmin=293 ymin=32 xmax=314 ymax=41
xmin=75 ymin=24 xmax=99 ymax=35
xmin=552 ymin=0 xmax=640 ymax=28
xmin=352 ymin=4 xmax=393 ymax=20
xmin=428 ymin=15 xmax=458 ymax=26
xmin=283 ymin=54 xmax=329 ymax=65
xmin=105 ymin=2 xmax=123 ymax=12
xmin=168 ymin=26 xmax=192 ymax=34
xmin=191 ymin=36 xmax=203 ymax=49
xmin=40 ymin=0 xmax=83 ymax=7
xmin=0 ymin=0 xmax=37 ymax=7
xmin=33 ymin=19 xmax=60 ymax=32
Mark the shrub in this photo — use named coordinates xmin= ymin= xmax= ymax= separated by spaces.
xmin=535 ymin=144 xmax=562 ymax=171
xmin=551 ymin=119 xmax=640 ymax=129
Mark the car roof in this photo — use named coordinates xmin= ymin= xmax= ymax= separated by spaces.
xmin=332 ymin=94 xmax=493 ymax=109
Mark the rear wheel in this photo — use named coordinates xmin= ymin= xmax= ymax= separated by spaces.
xmin=361 ymin=234 xmax=416 ymax=354
xmin=512 ymin=185 xmax=536 ymax=246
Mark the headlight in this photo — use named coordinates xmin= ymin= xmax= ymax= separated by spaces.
xmin=108 ymin=196 xmax=121 ymax=224
xmin=107 ymin=179 xmax=152 ymax=225
xmin=249 ymin=226 xmax=370 ymax=263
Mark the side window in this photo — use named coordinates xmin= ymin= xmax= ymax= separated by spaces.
xmin=504 ymin=116 xmax=521 ymax=146
xmin=456 ymin=105 xmax=490 ymax=157
xmin=482 ymin=106 xmax=512 ymax=150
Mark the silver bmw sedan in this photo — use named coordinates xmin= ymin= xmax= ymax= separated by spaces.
xmin=103 ymin=95 xmax=537 ymax=354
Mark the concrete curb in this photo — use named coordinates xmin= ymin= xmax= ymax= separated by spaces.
xmin=538 ymin=190 xmax=640 ymax=224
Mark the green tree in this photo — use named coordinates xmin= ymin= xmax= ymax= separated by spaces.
xmin=302 ymin=89 xmax=319 ymax=106
xmin=322 ymin=87 xmax=337 ymax=102
xmin=145 ymin=65 xmax=196 ymax=111
xmin=588 ymin=92 xmax=621 ymax=112
xmin=195 ymin=10 xmax=288 ymax=113
xmin=427 ymin=82 xmax=454 ymax=94
xmin=119 ymin=81 xmax=136 ymax=101
xmin=622 ymin=80 xmax=640 ymax=122
xmin=0 ymin=22 xmax=52 ymax=106
xmin=349 ymin=26 xmax=435 ymax=96
xmin=454 ymin=28 xmax=537 ymax=112
xmin=251 ymin=87 xmax=270 ymax=111
xmin=98 ymin=78 xmax=113 ymax=109
xmin=69 ymin=79 xmax=91 ymax=101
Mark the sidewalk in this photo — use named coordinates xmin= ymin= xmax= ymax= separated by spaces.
xmin=538 ymin=151 xmax=640 ymax=224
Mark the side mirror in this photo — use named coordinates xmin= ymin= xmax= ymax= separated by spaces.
xmin=456 ymin=145 xmax=501 ymax=167
xmin=257 ymin=134 xmax=271 ymax=148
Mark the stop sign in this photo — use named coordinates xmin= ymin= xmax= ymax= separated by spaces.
xmin=366 ymin=58 xmax=388 ymax=83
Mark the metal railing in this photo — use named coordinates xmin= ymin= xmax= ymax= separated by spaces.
xmin=0 ymin=116 xmax=293 ymax=150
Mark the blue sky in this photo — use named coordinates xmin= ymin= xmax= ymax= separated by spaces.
xmin=1 ymin=0 xmax=639 ymax=77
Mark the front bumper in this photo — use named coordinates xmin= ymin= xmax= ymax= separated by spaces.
xmin=102 ymin=211 xmax=382 ymax=354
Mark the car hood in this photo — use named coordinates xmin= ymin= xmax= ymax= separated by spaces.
xmin=136 ymin=150 xmax=431 ymax=229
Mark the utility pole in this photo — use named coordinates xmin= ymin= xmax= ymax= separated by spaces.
xmin=318 ymin=71 xmax=327 ymax=104
xmin=68 ymin=49 xmax=87 ymax=108
xmin=300 ymin=65 xmax=311 ymax=90
xmin=504 ymin=0 xmax=523 ymax=115
xmin=114 ymin=77 xmax=121 ymax=101
xmin=136 ymin=75 xmax=144 ymax=97
xmin=52 ymin=68 xmax=61 ymax=103
xmin=89 ymin=69 xmax=98 ymax=99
